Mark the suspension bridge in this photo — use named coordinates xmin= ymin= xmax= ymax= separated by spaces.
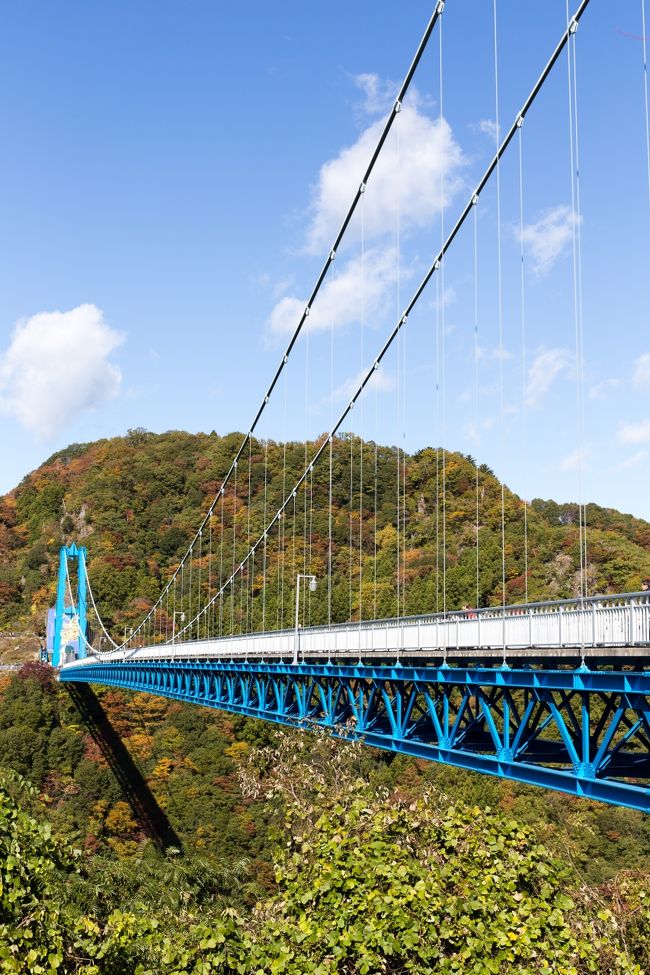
xmin=55 ymin=0 xmax=650 ymax=813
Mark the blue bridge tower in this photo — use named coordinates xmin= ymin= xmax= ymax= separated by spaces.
xmin=52 ymin=544 xmax=88 ymax=668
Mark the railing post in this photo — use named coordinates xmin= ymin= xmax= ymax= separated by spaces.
xmin=592 ymin=601 xmax=596 ymax=647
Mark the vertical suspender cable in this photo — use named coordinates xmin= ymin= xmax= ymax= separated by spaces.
xmin=172 ymin=575 xmax=176 ymax=648
xmin=181 ymin=560 xmax=185 ymax=642
xmin=642 ymin=0 xmax=650 ymax=207
xmin=219 ymin=490 xmax=224 ymax=636
xmin=517 ymin=120 xmax=530 ymax=605
xmin=262 ymin=433 xmax=268 ymax=632
xmin=188 ymin=544 xmax=193 ymax=640
xmin=565 ymin=3 xmax=585 ymax=605
xmin=303 ymin=313 xmax=309 ymax=627
xmin=196 ymin=529 xmax=202 ymax=641
xmin=373 ymin=375 xmax=378 ymax=620
xmin=473 ymin=197 xmax=481 ymax=611
xmin=493 ymin=0 xmax=507 ymax=658
xmin=571 ymin=23 xmax=588 ymax=600
xmin=280 ymin=371 xmax=288 ymax=628
xmin=246 ymin=436 xmax=252 ymax=631
xmin=435 ymin=272 xmax=441 ymax=615
xmin=292 ymin=490 xmax=297 ymax=623
xmin=439 ymin=17 xmax=448 ymax=617
xmin=207 ymin=514 xmax=212 ymax=639
xmin=328 ymin=261 xmax=335 ymax=628
xmin=349 ymin=430 xmax=354 ymax=620
xmin=231 ymin=464 xmax=237 ymax=633
xmin=396 ymin=98 xmax=402 ymax=621
xmin=359 ymin=174 xmax=365 ymax=626
xmin=308 ymin=466 xmax=314 ymax=624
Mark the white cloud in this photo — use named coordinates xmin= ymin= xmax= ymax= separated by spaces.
xmin=561 ymin=446 xmax=591 ymax=471
xmin=525 ymin=347 xmax=571 ymax=407
xmin=520 ymin=205 xmax=580 ymax=276
xmin=0 ymin=304 xmax=123 ymax=440
xmin=634 ymin=353 xmax=650 ymax=387
xmin=267 ymin=246 xmax=400 ymax=336
xmin=353 ymin=73 xmax=396 ymax=116
xmin=333 ymin=364 xmax=395 ymax=403
xmin=619 ymin=449 xmax=648 ymax=469
xmin=589 ymin=377 xmax=620 ymax=400
xmin=474 ymin=118 xmax=499 ymax=142
xmin=618 ymin=420 xmax=650 ymax=445
xmin=476 ymin=344 xmax=513 ymax=362
xmin=306 ymin=94 xmax=465 ymax=253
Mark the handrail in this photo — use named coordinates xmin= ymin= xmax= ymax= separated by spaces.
xmin=73 ymin=590 xmax=650 ymax=666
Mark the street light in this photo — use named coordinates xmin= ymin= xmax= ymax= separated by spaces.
xmin=294 ymin=574 xmax=317 ymax=664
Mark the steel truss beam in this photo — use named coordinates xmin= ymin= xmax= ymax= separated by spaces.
xmin=59 ymin=661 xmax=650 ymax=813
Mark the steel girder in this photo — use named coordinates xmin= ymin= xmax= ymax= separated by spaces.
xmin=59 ymin=660 xmax=650 ymax=813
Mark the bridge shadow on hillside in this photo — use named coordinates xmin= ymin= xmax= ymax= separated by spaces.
xmin=67 ymin=683 xmax=182 ymax=853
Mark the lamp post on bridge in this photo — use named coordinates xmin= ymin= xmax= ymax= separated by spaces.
xmin=171 ymin=611 xmax=186 ymax=663
xmin=171 ymin=611 xmax=185 ymax=645
xmin=294 ymin=574 xmax=317 ymax=665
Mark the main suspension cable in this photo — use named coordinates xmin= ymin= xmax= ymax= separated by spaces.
xmin=108 ymin=4 xmax=447 ymax=652
xmin=167 ymin=0 xmax=593 ymax=647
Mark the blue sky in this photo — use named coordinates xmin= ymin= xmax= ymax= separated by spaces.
xmin=0 ymin=1 xmax=649 ymax=520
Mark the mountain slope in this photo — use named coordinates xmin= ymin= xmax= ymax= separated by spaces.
xmin=0 ymin=427 xmax=649 ymax=633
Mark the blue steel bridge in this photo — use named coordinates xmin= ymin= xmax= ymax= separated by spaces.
xmin=58 ymin=0 xmax=650 ymax=814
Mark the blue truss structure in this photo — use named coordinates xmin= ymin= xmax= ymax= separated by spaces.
xmin=59 ymin=658 xmax=650 ymax=813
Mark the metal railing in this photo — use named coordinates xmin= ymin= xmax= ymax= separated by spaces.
xmin=63 ymin=591 xmax=650 ymax=667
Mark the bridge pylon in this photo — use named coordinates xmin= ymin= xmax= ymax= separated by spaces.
xmin=52 ymin=544 xmax=88 ymax=668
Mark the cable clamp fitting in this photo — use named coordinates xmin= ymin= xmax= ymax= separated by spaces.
xmin=330 ymin=249 xmax=336 ymax=261
xmin=401 ymin=314 xmax=408 ymax=325
xmin=283 ymin=354 xmax=288 ymax=364
xmin=436 ymin=1 xmax=445 ymax=13
xmin=359 ymin=181 xmax=366 ymax=194
xmin=569 ymin=18 xmax=578 ymax=34
xmin=394 ymin=99 xmax=401 ymax=114
xmin=471 ymin=194 xmax=479 ymax=206
xmin=305 ymin=306 xmax=310 ymax=317
xmin=349 ymin=399 xmax=355 ymax=409
xmin=373 ymin=360 xmax=379 ymax=370
xmin=434 ymin=259 xmax=441 ymax=270
xmin=265 ymin=395 xmax=269 ymax=404
xmin=516 ymin=115 xmax=524 ymax=129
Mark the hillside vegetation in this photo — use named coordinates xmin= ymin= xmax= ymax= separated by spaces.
xmin=2 ymin=431 xmax=650 ymax=971
xmin=1 ymin=428 xmax=649 ymax=635
xmin=3 ymin=722 xmax=650 ymax=974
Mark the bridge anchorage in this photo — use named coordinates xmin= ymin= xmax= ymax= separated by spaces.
xmin=57 ymin=0 xmax=650 ymax=814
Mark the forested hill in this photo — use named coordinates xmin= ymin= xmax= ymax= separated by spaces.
xmin=1 ymin=427 xmax=650 ymax=633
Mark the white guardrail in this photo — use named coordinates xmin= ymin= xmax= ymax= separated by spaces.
xmin=62 ymin=592 xmax=650 ymax=667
